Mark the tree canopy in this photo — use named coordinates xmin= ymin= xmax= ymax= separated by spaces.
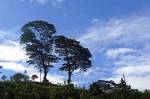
xmin=31 ymin=74 xmax=38 ymax=81
xmin=54 ymin=36 xmax=92 ymax=84
xmin=20 ymin=21 xmax=59 ymax=82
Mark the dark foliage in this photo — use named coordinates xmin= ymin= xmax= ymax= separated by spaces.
xmin=31 ymin=74 xmax=38 ymax=81
xmin=10 ymin=73 xmax=29 ymax=82
xmin=90 ymin=80 xmax=116 ymax=96
xmin=54 ymin=36 xmax=92 ymax=84
xmin=0 ymin=66 xmax=2 ymax=74
xmin=20 ymin=21 xmax=59 ymax=82
xmin=0 ymin=81 xmax=150 ymax=99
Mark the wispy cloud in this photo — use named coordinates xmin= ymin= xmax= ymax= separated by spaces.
xmin=79 ymin=16 xmax=150 ymax=50
xmin=91 ymin=18 xmax=100 ymax=23
xmin=106 ymin=48 xmax=134 ymax=58
xmin=19 ymin=0 xmax=64 ymax=6
xmin=78 ymin=15 xmax=150 ymax=90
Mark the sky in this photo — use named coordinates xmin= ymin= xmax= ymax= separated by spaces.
xmin=0 ymin=0 xmax=150 ymax=90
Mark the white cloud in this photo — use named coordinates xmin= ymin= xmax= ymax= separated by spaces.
xmin=46 ymin=74 xmax=64 ymax=84
xmin=0 ymin=42 xmax=27 ymax=62
xmin=0 ymin=43 xmax=64 ymax=84
xmin=83 ymin=69 xmax=94 ymax=76
xmin=31 ymin=0 xmax=49 ymax=4
xmin=108 ymin=74 xmax=150 ymax=90
xmin=106 ymin=48 xmax=134 ymax=58
xmin=114 ymin=65 xmax=150 ymax=76
xmin=126 ymin=76 xmax=150 ymax=90
xmin=26 ymin=66 xmax=64 ymax=84
xmin=91 ymin=18 xmax=100 ymax=23
xmin=109 ymin=52 xmax=150 ymax=90
xmin=0 ymin=62 xmax=27 ymax=72
xmin=108 ymin=50 xmax=150 ymax=90
xmin=19 ymin=0 xmax=64 ymax=5
xmin=0 ymin=61 xmax=64 ymax=84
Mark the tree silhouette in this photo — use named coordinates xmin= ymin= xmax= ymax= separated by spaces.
xmin=20 ymin=21 xmax=59 ymax=82
xmin=11 ymin=73 xmax=29 ymax=82
xmin=0 ymin=66 xmax=2 ymax=74
xmin=31 ymin=74 xmax=38 ymax=81
xmin=1 ymin=74 xmax=7 ymax=81
xmin=55 ymin=36 xmax=92 ymax=84
xmin=90 ymin=80 xmax=116 ymax=95
xmin=117 ymin=74 xmax=131 ymax=90
xmin=113 ymin=75 xmax=131 ymax=99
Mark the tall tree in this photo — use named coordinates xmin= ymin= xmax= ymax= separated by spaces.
xmin=20 ymin=21 xmax=59 ymax=82
xmin=55 ymin=36 xmax=92 ymax=84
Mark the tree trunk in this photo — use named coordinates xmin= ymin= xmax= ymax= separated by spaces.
xmin=40 ymin=67 xmax=42 ymax=82
xmin=43 ymin=68 xmax=48 ymax=82
xmin=67 ymin=67 xmax=72 ymax=85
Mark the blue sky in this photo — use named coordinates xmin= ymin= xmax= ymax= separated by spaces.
xmin=0 ymin=0 xmax=150 ymax=90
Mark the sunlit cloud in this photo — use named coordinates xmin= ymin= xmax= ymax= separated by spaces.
xmin=0 ymin=62 xmax=27 ymax=73
xmin=0 ymin=44 xmax=27 ymax=62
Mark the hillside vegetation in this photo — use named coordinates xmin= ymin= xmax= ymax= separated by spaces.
xmin=0 ymin=80 xmax=150 ymax=99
